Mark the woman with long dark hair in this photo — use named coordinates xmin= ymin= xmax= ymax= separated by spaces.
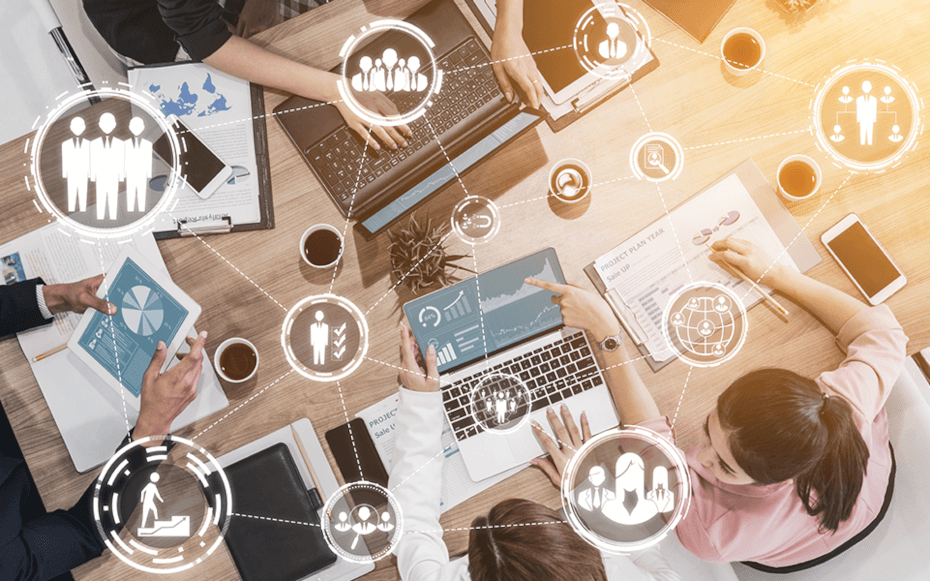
xmin=526 ymin=238 xmax=906 ymax=572
xmin=391 ymin=325 xmax=681 ymax=581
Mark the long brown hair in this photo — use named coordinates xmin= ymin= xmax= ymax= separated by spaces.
xmin=718 ymin=368 xmax=870 ymax=533
xmin=467 ymin=499 xmax=607 ymax=581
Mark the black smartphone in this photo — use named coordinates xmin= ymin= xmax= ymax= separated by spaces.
xmin=325 ymin=418 xmax=390 ymax=488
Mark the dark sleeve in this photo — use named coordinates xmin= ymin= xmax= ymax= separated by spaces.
xmin=0 ymin=279 xmax=52 ymax=337
xmin=156 ymin=0 xmax=233 ymax=61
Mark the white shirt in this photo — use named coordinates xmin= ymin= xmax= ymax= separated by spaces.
xmin=389 ymin=387 xmax=682 ymax=581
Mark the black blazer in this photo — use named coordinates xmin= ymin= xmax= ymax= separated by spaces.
xmin=0 ymin=278 xmax=52 ymax=337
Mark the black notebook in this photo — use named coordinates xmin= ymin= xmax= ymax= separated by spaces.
xmin=224 ymin=443 xmax=337 ymax=581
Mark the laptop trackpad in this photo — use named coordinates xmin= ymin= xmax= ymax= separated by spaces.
xmin=508 ymin=424 xmax=545 ymax=463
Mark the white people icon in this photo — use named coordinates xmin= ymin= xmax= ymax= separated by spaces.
xmin=855 ymin=80 xmax=878 ymax=146
xmin=352 ymin=49 xmax=427 ymax=93
xmin=62 ymin=113 xmax=155 ymax=220
xmin=577 ymin=453 xmax=674 ymax=526
xmin=598 ymin=22 xmax=628 ymax=60
xmin=577 ymin=465 xmax=616 ymax=511
xmin=310 ymin=311 xmax=329 ymax=365
xmin=140 ymin=472 xmax=164 ymax=529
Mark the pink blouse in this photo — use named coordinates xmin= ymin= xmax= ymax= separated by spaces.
xmin=643 ymin=305 xmax=908 ymax=567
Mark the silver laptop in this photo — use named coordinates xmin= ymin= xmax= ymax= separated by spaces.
xmin=403 ymin=248 xmax=620 ymax=481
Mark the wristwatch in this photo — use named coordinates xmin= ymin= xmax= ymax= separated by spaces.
xmin=596 ymin=331 xmax=624 ymax=352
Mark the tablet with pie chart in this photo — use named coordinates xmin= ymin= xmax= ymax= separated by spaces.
xmin=68 ymin=246 xmax=201 ymax=409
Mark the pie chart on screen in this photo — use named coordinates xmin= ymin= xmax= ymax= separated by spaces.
xmin=121 ymin=286 xmax=164 ymax=336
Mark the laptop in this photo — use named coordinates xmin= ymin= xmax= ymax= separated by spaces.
xmin=403 ymin=249 xmax=621 ymax=481
xmin=274 ymin=0 xmax=544 ymax=240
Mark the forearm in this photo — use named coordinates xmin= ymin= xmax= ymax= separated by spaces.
xmin=587 ymin=318 xmax=661 ymax=425
xmin=768 ymin=265 xmax=868 ymax=334
xmin=495 ymin=0 xmax=523 ymax=32
xmin=203 ymin=36 xmax=339 ymax=102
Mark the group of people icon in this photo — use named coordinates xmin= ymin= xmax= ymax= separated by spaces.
xmin=334 ymin=505 xmax=395 ymax=550
xmin=351 ymin=49 xmax=428 ymax=93
xmin=577 ymin=454 xmax=675 ymax=526
xmin=61 ymin=113 xmax=153 ymax=220
xmin=830 ymin=81 xmax=903 ymax=146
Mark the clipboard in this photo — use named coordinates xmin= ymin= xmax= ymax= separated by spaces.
xmin=585 ymin=158 xmax=822 ymax=373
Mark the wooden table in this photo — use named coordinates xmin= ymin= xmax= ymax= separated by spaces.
xmin=1 ymin=0 xmax=928 ymax=578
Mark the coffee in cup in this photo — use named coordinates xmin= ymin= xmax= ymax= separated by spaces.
xmin=777 ymin=155 xmax=822 ymax=201
xmin=301 ymin=224 xmax=344 ymax=269
xmin=721 ymin=28 xmax=765 ymax=76
xmin=214 ymin=338 xmax=259 ymax=383
xmin=548 ymin=159 xmax=592 ymax=204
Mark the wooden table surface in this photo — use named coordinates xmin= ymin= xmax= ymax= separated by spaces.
xmin=1 ymin=0 xmax=928 ymax=579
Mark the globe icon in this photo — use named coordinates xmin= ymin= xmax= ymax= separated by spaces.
xmin=670 ymin=294 xmax=736 ymax=360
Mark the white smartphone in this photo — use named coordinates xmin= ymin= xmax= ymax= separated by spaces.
xmin=154 ymin=114 xmax=232 ymax=199
xmin=821 ymin=213 xmax=907 ymax=305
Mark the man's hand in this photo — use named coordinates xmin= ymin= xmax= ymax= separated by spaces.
xmin=43 ymin=274 xmax=116 ymax=316
xmin=398 ymin=323 xmax=438 ymax=392
xmin=134 ymin=332 xmax=208 ymax=443
xmin=525 ymin=278 xmax=620 ymax=342
xmin=491 ymin=25 xmax=544 ymax=108
xmin=530 ymin=405 xmax=591 ymax=486
xmin=236 ymin=0 xmax=280 ymax=38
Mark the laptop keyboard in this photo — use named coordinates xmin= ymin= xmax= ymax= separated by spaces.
xmin=442 ymin=332 xmax=605 ymax=442
xmin=305 ymin=38 xmax=503 ymax=208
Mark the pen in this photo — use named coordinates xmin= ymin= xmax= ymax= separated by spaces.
xmin=705 ymin=243 xmax=789 ymax=317
xmin=34 ymin=343 xmax=68 ymax=362
xmin=290 ymin=425 xmax=330 ymax=514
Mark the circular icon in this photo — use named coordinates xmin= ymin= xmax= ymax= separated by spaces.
xmin=629 ymin=132 xmax=684 ymax=182
xmin=30 ymin=88 xmax=183 ymax=239
xmin=662 ymin=282 xmax=747 ymax=367
xmin=573 ymin=3 xmax=651 ymax=80
xmin=122 ymin=286 xmax=165 ymax=336
xmin=92 ymin=435 xmax=232 ymax=574
xmin=562 ymin=426 xmax=690 ymax=554
xmin=468 ymin=373 xmax=532 ymax=434
xmin=451 ymin=196 xmax=501 ymax=244
xmin=549 ymin=158 xmax=593 ymax=203
xmin=812 ymin=61 xmax=921 ymax=172
xmin=338 ymin=21 xmax=442 ymax=127
xmin=322 ymin=481 xmax=403 ymax=563
xmin=282 ymin=294 xmax=369 ymax=382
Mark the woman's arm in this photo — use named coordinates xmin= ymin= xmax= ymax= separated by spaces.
xmin=491 ymin=0 xmax=544 ymax=107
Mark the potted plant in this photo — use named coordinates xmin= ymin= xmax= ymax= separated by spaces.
xmin=774 ymin=0 xmax=827 ymax=15
xmin=387 ymin=214 xmax=473 ymax=295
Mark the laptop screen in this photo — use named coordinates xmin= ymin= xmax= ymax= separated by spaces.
xmin=403 ymin=248 xmax=566 ymax=373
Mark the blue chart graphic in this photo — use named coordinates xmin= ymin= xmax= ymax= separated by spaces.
xmin=122 ymin=286 xmax=165 ymax=336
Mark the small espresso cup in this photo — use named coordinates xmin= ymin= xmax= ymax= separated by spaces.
xmin=721 ymin=28 xmax=766 ymax=76
xmin=548 ymin=159 xmax=593 ymax=204
xmin=214 ymin=338 xmax=259 ymax=383
xmin=300 ymin=224 xmax=344 ymax=269
xmin=776 ymin=155 xmax=822 ymax=201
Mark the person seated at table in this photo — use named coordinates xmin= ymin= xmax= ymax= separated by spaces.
xmin=391 ymin=323 xmax=681 ymax=581
xmin=489 ymin=0 xmax=545 ymax=109
xmin=1 ymin=274 xmax=209 ymax=581
xmin=82 ymin=0 xmax=410 ymax=151
xmin=525 ymin=237 xmax=906 ymax=573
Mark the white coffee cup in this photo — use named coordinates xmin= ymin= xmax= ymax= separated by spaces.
xmin=548 ymin=158 xmax=593 ymax=204
xmin=214 ymin=338 xmax=259 ymax=383
xmin=721 ymin=28 xmax=766 ymax=76
xmin=776 ymin=154 xmax=822 ymax=201
xmin=300 ymin=223 xmax=344 ymax=269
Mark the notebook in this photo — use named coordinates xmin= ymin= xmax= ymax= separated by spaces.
xmin=224 ymin=443 xmax=337 ymax=581
xmin=643 ymin=0 xmax=736 ymax=43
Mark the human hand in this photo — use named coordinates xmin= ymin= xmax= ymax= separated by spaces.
xmin=491 ymin=24 xmax=544 ymax=108
xmin=530 ymin=405 xmax=591 ymax=486
xmin=135 ymin=331 xmax=207 ymax=442
xmin=43 ymin=274 xmax=116 ymax=316
xmin=398 ymin=323 xmax=439 ymax=392
xmin=235 ymin=0 xmax=280 ymax=38
xmin=330 ymin=76 xmax=412 ymax=151
xmin=525 ymin=278 xmax=619 ymax=342
xmin=708 ymin=238 xmax=785 ymax=287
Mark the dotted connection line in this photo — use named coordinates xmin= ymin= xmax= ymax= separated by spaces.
xmin=193 ymin=370 xmax=293 ymax=440
xmin=471 ymin=251 xmax=492 ymax=372
xmin=741 ymin=172 xmax=854 ymax=302
xmin=364 ymin=231 xmax=454 ymax=316
xmin=444 ymin=44 xmax=573 ymax=74
xmin=171 ymin=212 xmax=288 ymax=312
xmin=627 ymin=82 xmax=653 ymax=132
xmin=337 ymin=381 xmax=364 ymax=479
xmin=493 ymin=176 xmax=636 ymax=210
xmin=175 ymin=99 xmax=343 ymax=136
xmin=671 ymin=365 xmax=693 ymax=428
xmin=424 ymin=114 xmax=470 ymax=197
xmin=653 ymin=38 xmax=817 ymax=88
xmin=390 ymin=443 xmax=454 ymax=492
xmin=232 ymin=513 xmax=321 ymax=528
xmin=684 ymin=128 xmax=811 ymax=151
xmin=93 ymin=244 xmax=131 ymax=437
xmin=654 ymin=182 xmax=694 ymax=285
xmin=330 ymin=131 xmax=370 ymax=293
xmin=407 ymin=520 xmax=568 ymax=534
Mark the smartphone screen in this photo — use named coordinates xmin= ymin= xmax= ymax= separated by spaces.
xmin=826 ymin=221 xmax=901 ymax=298
xmin=153 ymin=119 xmax=227 ymax=193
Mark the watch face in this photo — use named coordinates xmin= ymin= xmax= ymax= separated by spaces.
xmin=603 ymin=337 xmax=618 ymax=351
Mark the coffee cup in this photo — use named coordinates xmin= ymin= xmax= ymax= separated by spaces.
xmin=214 ymin=338 xmax=259 ymax=383
xmin=300 ymin=224 xmax=344 ymax=269
xmin=721 ymin=28 xmax=765 ymax=76
xmin=776 ymin=155 xmax=822 ymax=201
xmin=548 ymin=159 xmax=593 ymax=204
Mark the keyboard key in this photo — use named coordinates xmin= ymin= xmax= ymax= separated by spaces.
xmin=531 ymin=398 xmax=549 ymax=412
xmin=531 ymin=355 xmax=542 ymax=366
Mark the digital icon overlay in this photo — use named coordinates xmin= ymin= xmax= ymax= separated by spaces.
xmin=92 ymin=435 xmax=232 ymax=574
xmin=573 ymin=3 xmax=651 ymax=80
xmin=629 ymin=132 xmax=684 ymax=182
xmin=452 ymin=195 xmax=501 ymax=244
xmin=322 ymin=481 xmax=403 ymax=563
xmin=662 ymin=282 xmax=748 ymax=367
xmin=468 ymin=373 xmax=532 ymax=434
xmin=549 ymin=158 xmax=593 ymax=203
xmin=282 ymin=294 xmax=369 ymax=382
xmin=562 ymin=426 xmax=690 ymax=554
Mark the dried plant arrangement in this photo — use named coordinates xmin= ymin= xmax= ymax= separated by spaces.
xmin=387 ymin=214 xmax=474 ymax=294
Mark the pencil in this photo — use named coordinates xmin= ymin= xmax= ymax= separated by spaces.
xmin=290 ymin=424 xmax=326 ymax=500
xmin=34 ymin=343 xmax=67 ymax=362
xmin=705 ymin=243 xmax=789 ymax=317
